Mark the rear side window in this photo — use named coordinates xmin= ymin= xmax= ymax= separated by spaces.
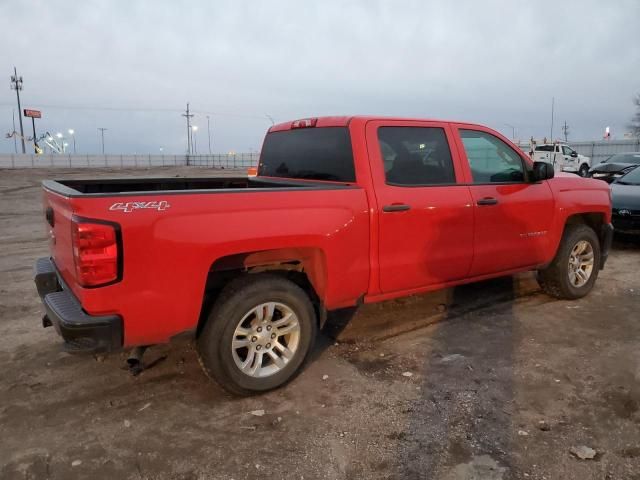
xmin=460 ymin=129 xmax=525 ymax=183
xmin=258 ymin=127 xmax=355 ymax=182
xmin=377 ymin=127 xmax=456 ymax=185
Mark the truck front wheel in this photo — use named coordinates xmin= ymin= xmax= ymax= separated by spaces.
xmin=197 ymin=274 xmax=317 ymax=395
xmin=578 ymin=164 xmax=589 ymax=177
xmin=537 ymin=224 xmax=601 ymax=299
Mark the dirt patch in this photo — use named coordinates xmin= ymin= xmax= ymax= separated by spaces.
xmin=1 ymin=167 xmax=640 ymax=479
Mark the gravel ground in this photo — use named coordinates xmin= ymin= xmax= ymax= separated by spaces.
xmin=1 ymin=167 xmax=639 ymax=480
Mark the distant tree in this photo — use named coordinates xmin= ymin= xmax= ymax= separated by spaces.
xmin=630 ymin=94 xmax=640 ymax=137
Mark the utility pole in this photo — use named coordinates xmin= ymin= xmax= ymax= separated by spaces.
xmin=182 ymin=103 xmax=194 ymax=155
xmin=550 ymin=97 xmax=555 ymax=141
xmin=207 ymin=115 xmax=212 ymax=154
xmin=12 ymin=109 xmax=17 ymax=153
xmin=562 ymin=121 xmax=570 ymax=142
xmin=98 ymin=127 xmax=107 ymax=154
xmin=10 ymin=67 xmax=26 ymax=153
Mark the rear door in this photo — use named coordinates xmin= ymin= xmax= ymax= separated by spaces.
xmin=365 ymin=120 xmax=474 ymax=293
xmin=453 ymin=126 xmax=555 ymax=276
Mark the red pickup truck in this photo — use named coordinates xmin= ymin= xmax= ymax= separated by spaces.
xmin=35 ymin=116 xmax=613 ymax=394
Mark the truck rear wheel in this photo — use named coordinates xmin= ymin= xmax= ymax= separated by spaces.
xmin=197 ymin=274 xmax=317 ymax=395
xmin=537 ymin=224 xmax=600 ymax=300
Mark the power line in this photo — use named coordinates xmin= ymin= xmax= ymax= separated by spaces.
xmin=10 ymin=67 xmax=26 ymax=154
xmin=0 ymin=101 xmax=277 ymax=121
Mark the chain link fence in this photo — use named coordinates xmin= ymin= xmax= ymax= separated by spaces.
xmin=570 ymin=140 xmax=640 ymax=164
xmin=517 ymin=139 xmax=640 ymax=164
xmin=4 ymin=140 xmax=640 ymax=170
xmin=0 ymin=153 xmax=260 ymax=169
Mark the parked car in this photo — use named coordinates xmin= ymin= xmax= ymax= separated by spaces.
xmin=588 ymin=152 xmax=640 ymax=183
xmin=530 ymin=142 xmax=591 ymax=177
xmin=34 ymin=116 xmax=613 ymax=395
xmin=611 ymin=166 xmax=640 ymax=235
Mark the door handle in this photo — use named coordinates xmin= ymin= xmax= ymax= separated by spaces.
xmin=383 ymin=204 xmax=411 ymax=212
xmin=476 ymin=197 xmax=498 ymax=206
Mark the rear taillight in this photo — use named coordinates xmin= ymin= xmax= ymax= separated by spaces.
xmin=247 ymin=166 xmax=258 ymax=176
xmin=72 ymin=218 xmax=120 ymax=287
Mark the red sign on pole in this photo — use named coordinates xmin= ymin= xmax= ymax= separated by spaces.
xmin=24 ymin=109 xmax=41 ymax=119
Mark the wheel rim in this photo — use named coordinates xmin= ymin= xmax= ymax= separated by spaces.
xmin=568 ymin=240 xmax=594 ymax=287
xmin=231 ymin=302 xmax=301 ymax=378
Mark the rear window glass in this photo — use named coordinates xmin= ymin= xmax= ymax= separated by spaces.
xmin=535 ymin=145 xmax=554 ymax=152
xmin=606 ymin=153 xmax=640 ymax=164
xmin=258 ymin=127 xmax=355 ymax=182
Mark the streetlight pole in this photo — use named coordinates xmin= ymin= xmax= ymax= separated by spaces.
xmin=550 ymin=97 xmax=555 ymax=141
xmin=207 ymin=115 xmax=212 ymax=154
xmin=504 ymin=123 xmax=516 ymax=140
xmin=192 ymin=125 xmax=198 ymax=154
xmin=68 ymin=129 xmax=76 ymax=153
xmin=10 ymin=67 xmax=26 ymax=154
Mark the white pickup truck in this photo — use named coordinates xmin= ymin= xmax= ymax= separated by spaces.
xmin=530 ymin=142 xmax=591 ymax=177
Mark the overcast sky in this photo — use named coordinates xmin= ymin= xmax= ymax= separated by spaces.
xmin=2 ymin=0 xmax=639 ymax=154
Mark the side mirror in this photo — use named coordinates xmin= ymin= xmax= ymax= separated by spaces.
xmin=571 ymin=151 xmax=578 ymax=158
xmin=532 ymin=161 xmax=555 ymax=181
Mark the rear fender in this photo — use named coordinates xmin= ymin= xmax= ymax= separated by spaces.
xmin=197 ymin=248 xmax=328 ymax=335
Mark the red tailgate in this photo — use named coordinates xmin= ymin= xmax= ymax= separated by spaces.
xmin=43 ymin=189 xmax=78 ymax=292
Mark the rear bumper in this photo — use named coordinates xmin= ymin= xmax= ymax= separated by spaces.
xmin=34 ymin=257 xmax=123 ymax=353
xmin=600 ymin=223 xmax=614 ymax=269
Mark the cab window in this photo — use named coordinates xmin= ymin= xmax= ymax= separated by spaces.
xmin=460 ymin=130 xmax=526 ymax=183
xmin=377 ymin=127 xmax=456 ymax=186
xmin=535 ymin=145 xmax=554 ymax=152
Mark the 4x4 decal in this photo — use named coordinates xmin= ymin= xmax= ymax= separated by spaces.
xmin=109 ymin=200 xmax=170 ymax=213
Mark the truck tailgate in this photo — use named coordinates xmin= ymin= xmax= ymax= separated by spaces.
xmin=43 ymin=189 xmax=78 ymax=293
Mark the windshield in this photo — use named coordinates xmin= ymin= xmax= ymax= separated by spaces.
xmin=258 ymin=127 xmax=355 ymax=182
xmin=617 ymin=165 xmax=640 ymax=185
xmin=604 ymin=153 xmax=640 ymax=164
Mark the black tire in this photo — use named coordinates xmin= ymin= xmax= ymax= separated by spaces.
xmin=537 ymin=224 xmax=601 ymax=300
xmin=578 ymin=164 xmax=589 ymax=177
xmin=197 ymin=274 xmax=317 ymax=396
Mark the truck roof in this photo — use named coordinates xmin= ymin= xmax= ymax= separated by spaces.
xmin=269 ymin=115 xmax=484 ymax=132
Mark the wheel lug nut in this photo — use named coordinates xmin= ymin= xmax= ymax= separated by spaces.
xmin=257 ymin=327 xmax=262 ymax=333
xmin=266 ymin=325 xmax=272 ymax=331
xmin=256 ymin=345 xmax=262 ymax=350
xmin=271 ymin=333 xmax=276 ymax=339
xmin=266 ymin=343 xmax=271 ymax=349
xmin=251 ymin=336 xmax=258 ymax=342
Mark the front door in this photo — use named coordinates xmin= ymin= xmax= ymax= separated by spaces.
xmin=366 ymin=121 xmax=474 ymax=293
xmin=455 ymin=127 xmax=555 ymax=276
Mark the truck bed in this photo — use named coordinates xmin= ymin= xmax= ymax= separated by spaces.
xmin=43 ymin=176 xmax=350 ymax=196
